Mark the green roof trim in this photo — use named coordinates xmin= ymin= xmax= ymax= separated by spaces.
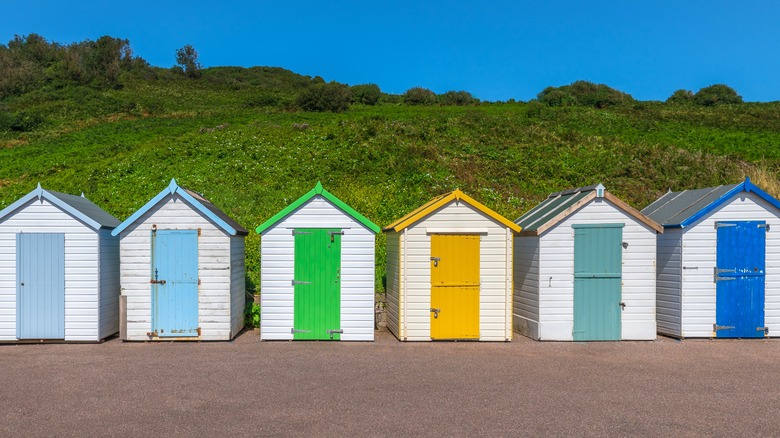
xmin=255 ymin=182 xmax=380 ymax=234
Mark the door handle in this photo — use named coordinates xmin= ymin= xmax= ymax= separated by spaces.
xmin=430 ymin=257 xmax=441 ymax=267
xmin=430 ymin=308 xmax=441 ymax=318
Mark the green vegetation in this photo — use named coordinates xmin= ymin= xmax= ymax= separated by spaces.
xmin=1 ymin=34 xmax=779 ymax=308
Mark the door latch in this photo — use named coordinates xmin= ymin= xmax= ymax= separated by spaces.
xmin=430 ymin=257 xmax=441 ymax=267
xmin=328 ymin=231 xmax=344 ymax=242
xmin=430 ymin=308 xmax=441 ymax=318
xmin=619 ymin=302 xmax=626 ymax=310
xmin=327 ymin=329 xmax=343 ymax=339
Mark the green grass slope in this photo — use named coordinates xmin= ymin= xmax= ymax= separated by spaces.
xmin=2 ymin=72 xmax=779 ymax=295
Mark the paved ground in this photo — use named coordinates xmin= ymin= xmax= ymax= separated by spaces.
xmin=1 ymin=330 xmax=780 ymax=437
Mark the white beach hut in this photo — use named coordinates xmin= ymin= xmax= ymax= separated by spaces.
xmin=514 ymin=184 xmax=663 ymax=341
xmin=0 ymin=184 xmax=120 ymax=342
xmin=643 ymin=178 xmax=780 ymax=338
xmin=111 ymin=179 xmax=247 ymax=341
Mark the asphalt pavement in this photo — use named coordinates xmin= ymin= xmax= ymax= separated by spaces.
xmin=1 ymin=330 xmax=779 ymax=437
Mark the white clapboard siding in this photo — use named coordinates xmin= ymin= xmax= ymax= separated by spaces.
xmin=513 ymin=235 xmax=540 ymax=339
xmin=678 ymin=192 xmax=780 ymax=338
xmin=260 ymin=195 xmax=376 ymax=341
xmin=230 ymin=237 xmax=246 ymax=337
xmin=399 ymin=201 xmax=513 ymax=341
xmin=385 ymin=232 xmax=401 ymax=337
xmin=536 ymin=197 xmax=657 ymax=341
xmin=119 ymin=193 xmax=239 ymax=341
xmin=656 ymin=229 xmax=682 ymax=337
xmin=0 ymin=198 xmax=108 ymax=341
xmin=98 ymin=229 xmax=120 ymax=340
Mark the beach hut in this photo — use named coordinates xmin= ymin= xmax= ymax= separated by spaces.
xmin=384 ymin=189 xmax=520 ymax=341
xmin=111 ymin=179 xmax=247 ymax=341
xmin=642 ymin=177 xmax=780 ymax=338
xmin=0 ymin=184 xmax=120 ymax=342
xmin=256 ymin=182 xmax=380 ymax=341
xmin=514 ymin=184 xmax=662 ymax=341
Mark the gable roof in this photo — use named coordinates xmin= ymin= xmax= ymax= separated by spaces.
xmin=0 ymin=183 xmax=120 ymax=230
xmin=255 ymin=182 xmax=380 ymax=234
xmin=641 ymin=177 xmax=780 ymax=228
xmin=515 ymin=183 xmax=662 ymax=236
xmin=383 ymin=189 xmax=521 ymax=234
xmin=111 ymin=179 xmax=248 ymax=237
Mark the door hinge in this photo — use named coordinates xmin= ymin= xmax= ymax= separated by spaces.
xmin=715 ymin=222 xmax=737 ymax=229
xmin=292 ymin=230 xmax=312 ymax=235
xmin=713 ymin=324 xmax=735 ymax=331
xmin=292 ymin=280 xmax=312 ymax=286
xmin=713 ymin=267 xmax=737 ymax=282
xmin=198 ymin=278 xmax=201 ymax=285
xmin=759 ymin=224 xmax=770 ymax=230
xmin=327 ymin=329 xmax=343 ymax=339
xmin=291 ymin=328 xmax=311 ymax=334
xmin=149 ymin=279 xmax=166 ymax=285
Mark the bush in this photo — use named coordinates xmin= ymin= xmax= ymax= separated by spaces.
xmin=403 ymin=87 xmax=437 ymax=105
xmin=0 ymin=110 xmax=45 ymax=132
xmin=296 ymin=82 xmax=352 ymax=112
xmin=244 ymin=93 xmax=281 ymax=108
xmin=693 ymin=84 xmax=743 ymax=106
xmin=351 ymin=83 xmax=381 ymax=105
xmin=666 ymin=89 xmax=694 ymax=105
xmin=439 ymin=90 xmax=478 ymax=106
xmin=537 ymin=81 xmax=633 ymax=108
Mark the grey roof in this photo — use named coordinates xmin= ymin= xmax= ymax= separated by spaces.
xmin=182 ymin=188 xmax=249 ymax=235
xmin=515 ymin=184 xmax=602 ymax=232
xmin=45 ymin=190 xmax=121 ymax=228
xmin=641 ymin=183 xmax=740 ymax=226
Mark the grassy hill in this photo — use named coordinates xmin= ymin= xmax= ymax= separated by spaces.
xmin=2 ymin=65 xmax=780 ymax=300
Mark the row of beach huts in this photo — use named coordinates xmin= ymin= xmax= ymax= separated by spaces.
xmin=0 ymin=177 xmax=776 ymax=343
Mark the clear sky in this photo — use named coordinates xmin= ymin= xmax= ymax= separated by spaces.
xmin=3 ymin=1 xmax=779 ymax=102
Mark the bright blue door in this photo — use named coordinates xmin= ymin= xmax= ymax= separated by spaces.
xmin=152 ymin=230 xmax=199 ymax=337
xmin=715 ymin=221 xmax=766 ymax=338
xmin=17 ymin=233 xmax=65 ymax=339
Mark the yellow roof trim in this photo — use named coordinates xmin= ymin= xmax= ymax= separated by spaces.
xmin=383 ymin=189 xmax=521 ymax=234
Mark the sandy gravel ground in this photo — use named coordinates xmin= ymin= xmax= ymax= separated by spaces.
xmin=1 ymin=330 xmax=779 ymax=437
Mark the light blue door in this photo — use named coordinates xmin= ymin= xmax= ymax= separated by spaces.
xmin=715 ymin=221 xmax=766 ymax=338
xmin=573 ymin=224 xmax=623 ymax=341
xmin=152 ymin=230 xmax=199 ymax=337
xmin=17 ymin=233 xmax=65 ymax=339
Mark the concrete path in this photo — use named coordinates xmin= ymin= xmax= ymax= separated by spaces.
xmin=1 ymin=330 xmax=779 ymax=436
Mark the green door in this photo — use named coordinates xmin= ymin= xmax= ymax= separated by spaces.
xmin=573 ymin=224 xmax=623 ymax=341
xmin=293 ymin=228 xmax=341 ymax=340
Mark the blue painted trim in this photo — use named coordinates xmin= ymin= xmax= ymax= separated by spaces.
xmin=0 ymin=186 xmax=102 ymax=230
xmin=111 ymin=179 xmax=238 ymax=237
xmin=678 ymin=178 xmax=780 ymax=228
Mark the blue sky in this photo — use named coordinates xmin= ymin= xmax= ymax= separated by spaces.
xmin=3 ymin=1 xmax=779 ymax=102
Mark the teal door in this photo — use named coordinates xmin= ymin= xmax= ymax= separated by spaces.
xmin=293 ymin=228 xmax=341 ymax=340
xmin=573 ymin=224 xmax=623 ymax=341
xmin=151 ymin=230 xmax=199 ymax=337
xmin=17 ymin=233 xmax=65 ymax=339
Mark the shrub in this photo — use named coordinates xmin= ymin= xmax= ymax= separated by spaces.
xmin=403 ymin=86 xmax=437 ymax=105
xmin=351 ymin=83 xmax=381 ymax=105
xmin=296 ymin=82 xmax=352 ymax=112
xmin=439 ymin=90 xmax=478 ymax=106
xmin=693 ymin=84 xmax=743 ymax=106
xmin=666 ymin=89 xmax=694 ymax=105
xmin=537 ymin=81 xmax=633 ymax=108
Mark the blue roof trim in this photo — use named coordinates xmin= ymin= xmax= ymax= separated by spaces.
xmin=0 ymin=185 xmax=103 ymax=230
xmin=677 ymin=178 xmax=780 ymax=228
xmin=112 ymin=179 xmax=239 ymax=237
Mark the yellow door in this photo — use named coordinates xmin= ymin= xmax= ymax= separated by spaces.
xmin=430 ymin=234 xmax=480 ymax=339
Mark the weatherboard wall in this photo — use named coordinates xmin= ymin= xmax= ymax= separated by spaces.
xmin=117 ymin=193 xmax=244 ymax=341
xmin=655 ymin=229 xmax=683 ymax=337
xmin=675 ymin=191 xmax=780 ymax=338
xmin=385 ymin=231 xmax=401 ymax=337
xmin=0 ymin=197 xmax=119 ymax=342
xmin=259 ymin=195 xmax=376 ymax=341
xmin=390 ymin=200 xmax=513 ymax=342
xmin=514 ymin=197 xmax=657 ymax=341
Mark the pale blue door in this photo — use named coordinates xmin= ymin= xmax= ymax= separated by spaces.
xmin=17 ymin=233 xmax=65 ymax=339
xmin=572 ymin=224 xmax=623 ymax=341
xmin=151 ymin=230 xmax=199 ymax=337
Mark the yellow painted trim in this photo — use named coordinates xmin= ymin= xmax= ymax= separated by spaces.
xmin=383 ymin=189 xmax=522 ymax=234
